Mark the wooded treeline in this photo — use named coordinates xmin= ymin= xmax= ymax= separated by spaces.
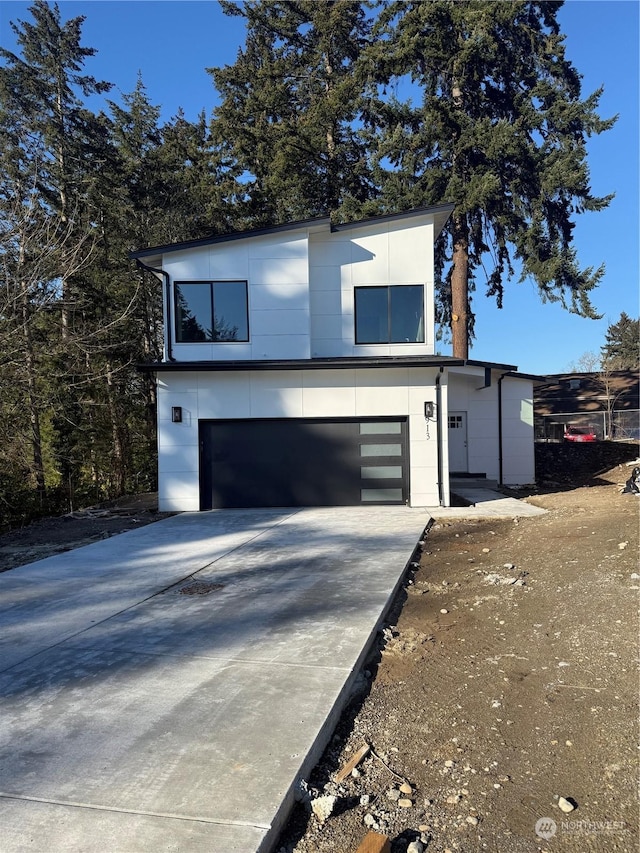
xmin=0 ymin=0 xmax=614 ymax=527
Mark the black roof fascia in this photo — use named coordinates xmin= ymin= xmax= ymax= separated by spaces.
xmin=465 ymin=358 xmax=518 ymax=372
xmin=136 ymin=356 xmax=543 ymax=375
xmin=129 ymin=215 xmax=331 ymax=260
xmin=504 ymin=370 xmax=548 ymax=383
xmin=138 ymin=355 xmax=466 ymax=373
xmin=330 ymin=203 xmax=455 ymax=233
xmin=464 ymin=360 xmax=544 ymax=381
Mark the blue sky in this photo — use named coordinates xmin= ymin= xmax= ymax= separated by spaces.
xmin=1 ymin=0 xmax=638 ymax=375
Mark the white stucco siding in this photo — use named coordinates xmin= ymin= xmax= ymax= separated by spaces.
xmin=447 ymin=371 xmax=536 ymax=486
xmin=448 ymin=372 xmax=500 ymax=480
xmin=309 ymin=220 xmax=436 ymax=358
xmin=164 ymin=232 xmax=311 ymax=361
xmin=163 ymin=246 xmax=213 ymax=281
xmin=407 ymin=366 xmax=444 ymax=505
xmin=501 ymin=378 xmax=535 ymax=484
xmin=156 ymin=367 xmax=442 ymax=511
xmin=156 ymin=373 xmax=201 ymax=511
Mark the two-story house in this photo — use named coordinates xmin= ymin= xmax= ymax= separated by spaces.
xmin=131 ymin=206 xmax=536 ymax=512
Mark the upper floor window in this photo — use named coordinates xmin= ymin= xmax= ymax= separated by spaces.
xmin=174 ymin=281 xmax=249 ymax=343
xmin=355 ymin=285 xmax=425 ymax=344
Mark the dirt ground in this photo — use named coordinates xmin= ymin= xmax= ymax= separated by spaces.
xmin=0 ymin=493 xmax=173 ymax=574
xmin=277 ymin=461 xmax=640 ymax=853
xmin=1 ymin=454 xmax=638 ymax=853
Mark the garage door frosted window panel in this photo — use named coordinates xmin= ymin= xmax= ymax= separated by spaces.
xmin=355 ymin=286 xmax=424 ymax=344
xmin=175 ymin=281 xmax=248 ymax=342
xmin=360 ymin=466 xmax=402 ymax=479
xmin=360 ymin=444 xmax=402 ymax=456
xmin=360 ymin=422 xmax=402 ymax=435
xmin=361 ymin=488 xmax=403 ymax=501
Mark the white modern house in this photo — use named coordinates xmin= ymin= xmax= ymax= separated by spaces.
xmin=131 ymin=206 xmax=536 ymax=512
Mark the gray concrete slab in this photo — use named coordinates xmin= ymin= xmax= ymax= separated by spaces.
xmin=434 ymin=489 xmax=547 ymax=518
xmin=0 ymin=509 xmax=290 ymax=670
xmin=0 ymin=507 xmax=429 ymax=853
xmin=0 ymin=797 xmax=268 ymax=853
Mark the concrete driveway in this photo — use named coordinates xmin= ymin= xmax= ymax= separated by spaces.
xmin=0 ymin=507 xmax=431 ymax=852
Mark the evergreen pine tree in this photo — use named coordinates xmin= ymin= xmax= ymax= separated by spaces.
xmin=601 ymin=313 xmax=639 ymax=369
xmin=0 ymin=1 xmax=117 ymax=511
xmin=157 ymin=108 xmax=233 ymax=239
xmin=0 ymin=0 xmax=113 ymax=339
xmin=367 ymin=0 xmax=616 ymax=357
xmin=208 ymin=0 xmax=375 ymax=226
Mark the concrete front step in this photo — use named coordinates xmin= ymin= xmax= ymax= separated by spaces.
xmin=451 ymin=478 xmax=499 ymax=490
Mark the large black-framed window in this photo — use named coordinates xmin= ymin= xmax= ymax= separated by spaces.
xmin=354 ymin=285 xmax=425 ymax=344
xmin=174 ymin=281 xmax=249 ymax=343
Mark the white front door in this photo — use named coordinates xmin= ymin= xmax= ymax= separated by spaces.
xmin=448 ymin=411 xmax=468 ymax=472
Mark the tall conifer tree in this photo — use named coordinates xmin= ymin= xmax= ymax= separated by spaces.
xmin=0 ymin=0 xmax=112 ymax=339
xmin=208 ymin=0 xmax=375 ymax=226
xmin=0 ymin=1 xmax=116 ymax=511
xmin=367 ymin=0 xmax=616 ymax=357
xmin=601 ymin=313 xmax=639 ymax=369
xmin=157 ymin=109 xmax=233 ymax=239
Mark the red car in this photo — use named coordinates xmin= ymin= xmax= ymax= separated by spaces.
xmin=564 ymin=425 xmax=597 ymax=442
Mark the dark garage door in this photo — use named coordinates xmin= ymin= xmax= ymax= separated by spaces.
xmin=200 ymin=418 xmax=408 ymax=509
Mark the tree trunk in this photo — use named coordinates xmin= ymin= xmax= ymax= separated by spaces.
xmin=451 ymin=213 xmax=469 ymax=360
xmin=21 ymin=284 xmax=46 ymax=501
xmin=106 ymin=363 xmax=127 ymax=496
xmin=56 ymin=83 xmax=71 ymax=340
